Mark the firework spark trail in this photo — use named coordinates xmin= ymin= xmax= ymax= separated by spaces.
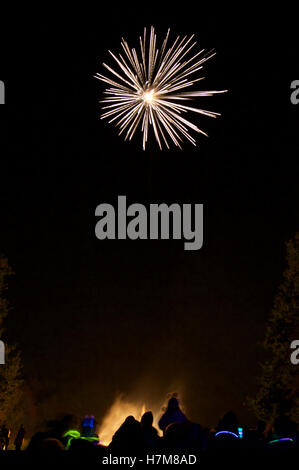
xmin=95 ymin=26 xmax=227 ymax=150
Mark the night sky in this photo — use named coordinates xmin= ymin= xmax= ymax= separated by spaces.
xmin=0 ymin=7 xmax=298 ymax=432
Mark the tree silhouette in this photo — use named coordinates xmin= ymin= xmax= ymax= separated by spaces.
xmin=249 ymin=233 xmax=299 ymax=423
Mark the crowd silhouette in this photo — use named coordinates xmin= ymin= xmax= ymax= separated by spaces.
xmin=1 ymin=396 xmax=298 ymax=453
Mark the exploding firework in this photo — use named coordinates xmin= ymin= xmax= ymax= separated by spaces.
xmin=95 ymin=26 xmax=227 ymax=150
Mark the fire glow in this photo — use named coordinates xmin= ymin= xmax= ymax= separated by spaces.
xmin=98 ymin=396 xmax=163 ymax=446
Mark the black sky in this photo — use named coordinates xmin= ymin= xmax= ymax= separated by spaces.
xmin=0 ymin=6 xmax=298 ymax=430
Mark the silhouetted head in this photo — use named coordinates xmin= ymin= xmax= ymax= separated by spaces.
xmin=124 ymin=416 xmax=136 ymax=425
xmin=47 ymin=414 xmax=76 ymax=437
xmin=164 ymin=421 xmax=198 ymax=449
xmin=121 ymin=415 xmax=141 ymax=434
xmin=141 ymin=411 xmax=153 ymax=428
xmin=167 ymin=397 xmax=179 ymax=411
xmin=218 ymin=411 xmax=238 ymax=432
xmin=40 ymin=438 xmax=65 ymax=451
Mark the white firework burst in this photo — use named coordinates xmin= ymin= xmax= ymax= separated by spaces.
xmin=95 ymin=26 xmax=227 ymax=150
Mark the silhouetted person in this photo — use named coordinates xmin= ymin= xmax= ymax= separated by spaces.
xmin=253 ymin=420 xmax=266 ymax=447
xmin=109 ymin=416 xmax=142 ymax=452
xmin=39 ymin=438 xmax=65 ymax=451
xmin=140 ymin=411 xmax=160 ymax=450
xmin=268 ymin=416 xmax=297 ymax=448
xmin=27 ymin=414 xmax=76 ymax=451
xmin=1 ymin=425 xmax=10 ymax=450
xmin=163 ymin=421 xmax=202 ymax=450
xmin=48 ymin=414 xmax=75 ymax=441
xmin=0 ymin=426 xmax=5 ymax=451
xmin=218 ymin=411 xmax=239 ymax=434
xmin=82 ymin=415 xmax=97 ymax=438
xmin=158 ymin=397 xmax=187 ymax=435
xmin=209 ymin=411 xmax=242 ymax=449
xmin=14 ymin=424 xmax=26 ymax=451
xmin=244 ymin=421 xmax=266 ymax=449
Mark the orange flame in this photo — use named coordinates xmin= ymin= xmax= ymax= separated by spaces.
xmin=98 ymin=396 xmax=162 ymax=446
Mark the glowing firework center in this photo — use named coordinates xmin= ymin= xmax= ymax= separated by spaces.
xmin=142 ymin=88 xmax=156 ymax=105
xmin=95 ymin=26 xmax=227 ymax=150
